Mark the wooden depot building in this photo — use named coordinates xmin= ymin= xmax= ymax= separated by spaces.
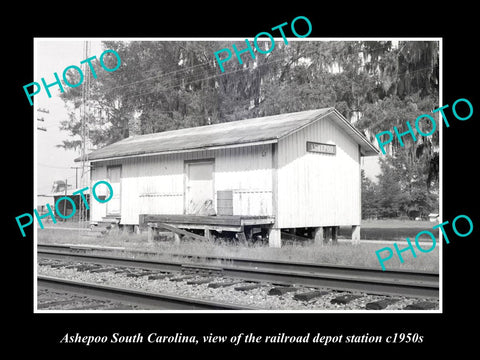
xmin=78 ymin=108 xmax=379 ymax=247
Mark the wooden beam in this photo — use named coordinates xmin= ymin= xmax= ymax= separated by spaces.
xmin=147 ymin=226 xmax=157 ymax=242
xmin=173 ymin=233 xmax=181 ymax=245
xmin=159 ymin=223 xmax=242 ymax=232
xmin=241 ymin=217 xmax=275 ymax=225
xmin=148 ymin=222 xmax=208 ymax=241
xmin=244 ymin=226 xmax=253 ymax=241
xmin=236 ymin=232 xmax=247 ymax=243
xmin=141 ymin=214 xmax=274 ymax=227
xmin=204 ymin=229 xmax=213 ymax=241
xmin=144 ymin=214 xmax=243 ymax=226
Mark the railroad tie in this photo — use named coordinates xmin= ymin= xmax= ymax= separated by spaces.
xmin=148 ymin=274 xmax=169 ymax=280
xmin=331 ymin=294 xmax=362 ymax=305
xmin=403 ymin=301 xmax=438 ymax=310
xmin=186 ymin=278 xmax=213 ymax=285
xmin=137 ymin=271 xmax=158 ymax=277
xmin=89 ymin=268 xmax=117 ymax=273
xmin=38 ymin=299 xmax=79 ymax=309
xmin=169 ymin=275 xmax=195 ymax=282
xmin=293 ymin=290 xmax=329 ymax=301
xmin=365 ymin=298 xmax=399 ymax=310
xmin=268 ymin=287 xmax=298 ymax=296
xmin=114 ymin=268 xmax=131 ymax=274
xmin=75 ymin=265 xmax=102 ymax=271
xmin=234 ymin=283 xmax=264 ymax=291
xmin=208 ymin=281 xmax=242 ymax=289
xmin=126 ymin=273 xmax=145 ymax=278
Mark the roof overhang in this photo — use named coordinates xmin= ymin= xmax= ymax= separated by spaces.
xmin=76 ymin=107 xmax=379 ymax=163
xmin=330 ymin=109 xmax=379 ymax=156
xmin=76 ymin=139 xmax=278 ymax=163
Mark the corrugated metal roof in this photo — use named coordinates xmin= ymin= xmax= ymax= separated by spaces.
xmin=79 ymin=108 xmax=378 ymax=162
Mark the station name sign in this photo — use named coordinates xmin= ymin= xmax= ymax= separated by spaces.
xmin=306 ymin=141 xmax=336 ymax=155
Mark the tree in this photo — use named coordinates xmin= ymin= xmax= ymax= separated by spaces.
xmin=58 ymin=40 xmax=439 ymax=146
xmin=361 ymin=170 xmax=379 ymax=219
xmin=375 ymin=151 xmax=438 ymax=219
xmin=57 ymin=40 xmax=439 ymax=218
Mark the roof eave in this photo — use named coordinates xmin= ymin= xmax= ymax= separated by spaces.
xmin=84 ymin=138 xmax=279 ymax=163
xmin=331 ymin=109 xmax=379 ymax=156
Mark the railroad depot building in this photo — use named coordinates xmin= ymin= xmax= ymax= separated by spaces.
xmin=78 ymin=108 xmax=379 ymax=247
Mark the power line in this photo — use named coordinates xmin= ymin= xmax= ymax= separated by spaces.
xmin=38 ymin=163 xmax=72 ymax=169
xmin=118 ymin=47 xmax=319 ymax=100
xmin=114 ymin=63 xmax=438 ymax=113
xmin=57 ymin=40 xmax=436 ymax=121
xmin=104 ymin=61 xmax=212 ymax=93
xmin=117 ymin=44 xmax=439 ymax=103
xmin=97 ymin=40 xmax=403 ymax=96
xmin=56 ymin=40 xmax=438 ymax=128
xmin=111 ymin=64 xmax=438 ymax=116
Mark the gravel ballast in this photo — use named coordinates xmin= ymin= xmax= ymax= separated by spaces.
xmin=37 ymin=260 xmax=439 ymax=311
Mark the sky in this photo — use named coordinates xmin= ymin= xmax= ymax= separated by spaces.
xmin=35 ymin=39 xmax=103 ymax=195
xmin=34 ymin=38 xmax=381 ymax=198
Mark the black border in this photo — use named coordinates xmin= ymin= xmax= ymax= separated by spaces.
xmin=8 ymin=5 xmax=479 ymax=355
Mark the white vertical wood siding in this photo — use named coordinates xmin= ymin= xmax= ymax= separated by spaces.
xmin=91 ymin=144 xmax=273 ymax=224
xmin=90 ymin=165 xmax=107 ymax=222
xmin=215 ymin=145 xmax=273 ymax=216
xmin=277 ymin=114 xmax=361 ymax=228
xmin=90 ymin=115 xmax=361 ymax=228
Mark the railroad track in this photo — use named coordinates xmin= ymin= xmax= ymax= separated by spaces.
xmin=38 ymin=275 xmax=258 ymax=310
xmin=38 ymin=244 xmax=439 ymax=299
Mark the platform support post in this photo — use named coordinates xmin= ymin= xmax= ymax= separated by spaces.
xmin=147 ymin=225 xmax=156 ymax=242
xmin=204 ymin=229 xmax=213 ymax=241
xmin=323 ymin=227 xmax=332 ymax=245
xmin=332 ymin=226 xmax=339 ymax=245
xmin=173 ymin=233 xmax=181 ymax=245
xmin=268 ymin=228 xmax=281 ymax=248
xmin=245 ymin=226 xmax=254 ymax=241
xmin=352 ymin=225 xmax=361 ymax=245
xmin=313 ymin=227 xmax=324 ymax=246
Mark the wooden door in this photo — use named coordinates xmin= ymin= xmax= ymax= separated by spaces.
xmin=106 ymin=165 xmax=121 ymax=215
xmin=185 ymin=161 xmax=215 ymax=215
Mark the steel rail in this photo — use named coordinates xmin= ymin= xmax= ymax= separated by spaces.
xmin=38 ymin=245 xmax=439 ymax=298
xmin=37 ymin=275 xmax=258 ymax=310
xmin=38 ymin=243 xmax=438 ymax=282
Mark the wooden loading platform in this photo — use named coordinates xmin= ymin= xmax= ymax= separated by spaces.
xmin=139 ymin=214 xmax=275 ymax=242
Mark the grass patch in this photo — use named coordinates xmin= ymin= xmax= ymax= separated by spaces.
xmin=339 ymin=219 xmax=440 ymax=241
xmin=37 ymin=227 xmax=439 ymax=273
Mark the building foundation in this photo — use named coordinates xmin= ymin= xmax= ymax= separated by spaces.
xmin=268 ymin=228 xmax=281 ymax=248
xmin=352 ymin=225 xmax=361 ymax=245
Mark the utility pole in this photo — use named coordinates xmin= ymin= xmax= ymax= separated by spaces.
xmin=63 ymin=178 xmax=68 ymax=222
xmin=70 ymin=166 xmax=81 ymax=188
xmin=79 ymin=40 xmax=90 ymax=226
xmin=37 ymin=108 xmax=47 ymax=131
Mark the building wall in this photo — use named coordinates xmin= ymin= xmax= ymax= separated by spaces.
xmin=90 ymin=115 xmax=362 ymax=228
xmin=215 ymin=145 xmax=273 ymax=216
xmin=277 ymin=113 xmax=361 ymax=228
xmin=90 ymin=165 xmax=108 ymax=221
xmin=90 ymin=144 xmax=273 ymax=225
